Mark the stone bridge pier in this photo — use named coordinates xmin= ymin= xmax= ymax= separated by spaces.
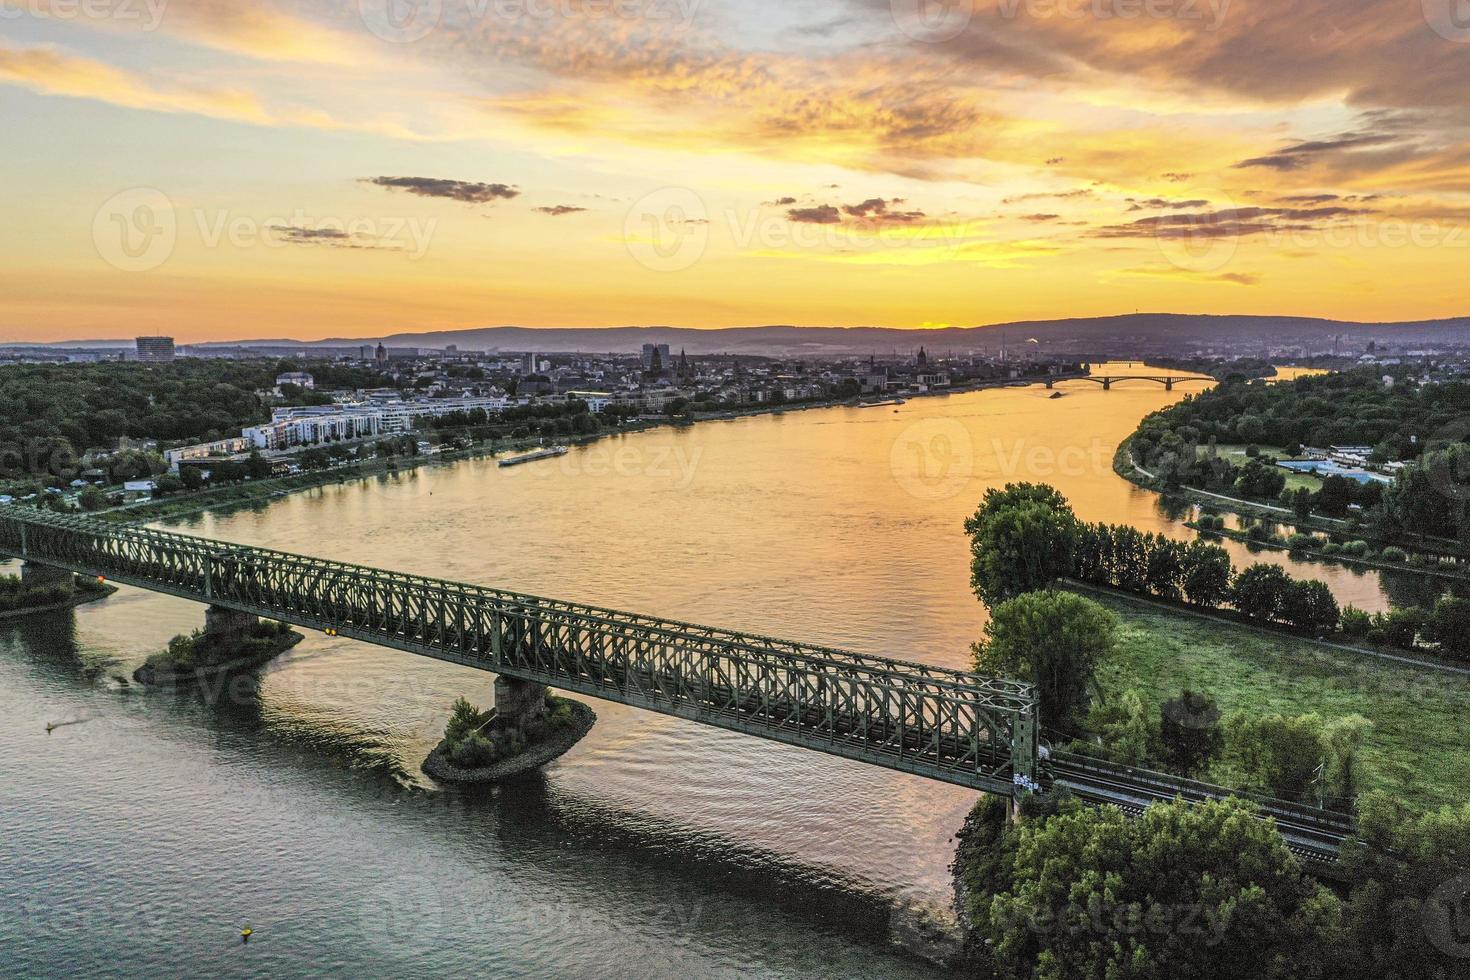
xmin=494 ymin=676 xmax=550 ymax=734
xmin=204 ymin=604 xmax=259 ymax=642
xmin=21 ymin=561 xmax=74 ymax=593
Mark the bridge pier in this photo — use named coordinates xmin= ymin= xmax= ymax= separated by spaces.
xmin=1165 ymin=379 xmax=1174 ymax=391
xmin=21 ymin=561 xmax=73 ymax=593
xmin=204 ymin=604 xmax=259 ymax=643
xmin=494 ymin=676 xmax=550 ymax=734
xmin=1044 ymin=379 xmax=1054 ymax=389
xmin=1102 ymin=378 xmax=1112 ymax=391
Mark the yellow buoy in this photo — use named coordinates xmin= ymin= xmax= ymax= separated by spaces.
xmin=241 ymin=926 xmax=253 ymax=942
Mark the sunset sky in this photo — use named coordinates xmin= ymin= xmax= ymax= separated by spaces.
xmin=4 ymin=0 xmax=1470 ymax=341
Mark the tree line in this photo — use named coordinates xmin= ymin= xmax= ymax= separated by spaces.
xmin=1130 ymin=369 xmax=1470 ymax=546
xmin=953 ymin=482 xmax=1470 ymax=978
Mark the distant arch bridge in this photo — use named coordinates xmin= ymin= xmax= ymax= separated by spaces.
xmin=1046 ymin=374 xmax=1216 ymax=391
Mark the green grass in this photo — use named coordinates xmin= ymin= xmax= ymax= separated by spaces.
xmin=1079 ymin=586 xmax=1470 ymax=814
xmin=1201 ymin=443 xmax=1322 ymax=492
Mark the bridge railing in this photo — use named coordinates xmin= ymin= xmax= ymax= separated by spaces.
xmin=0 ymin=508 xmax=1038 ymax=794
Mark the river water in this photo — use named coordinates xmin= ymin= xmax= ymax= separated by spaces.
xmin=0 ymin=365 xmax=1415 ymax=977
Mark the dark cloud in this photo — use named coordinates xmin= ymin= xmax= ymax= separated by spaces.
xmin=267 ymin=225 xmax=397 ymax=249
xmin=1001 ymin=188 xmax=1093 ymax=204
xmin=766 ymin=196 xmax=798 ymax=206
xmin=366 ymin=176 xmax=520 ymax=203
xmin=1046 ymin=157 xmax=1064 ymax=165
xmin=842 ymin=197 xmax=926 ymax=222
xmin=1091 ymin=205 xmax=1369 ymax=239
xmin=1126 ymin=197 xmax=1210 ymax=211
xmin=787 ymin=204 xmax=842 ymax=224
xmin=1277 ymin=193 xmax=1341 ymax=204
xmin=1020 ymin=213 xmax=1060 ymax=221
xmin=1161 ymin=172 xmax=1192 ymax=183
xmin=532 ymin=205 xmax=587 ymax=216
xmin=1234 ymin=131 xmax=1402 ymax=170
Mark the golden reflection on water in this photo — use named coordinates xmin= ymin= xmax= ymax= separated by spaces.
xmin=126 ymin=362 xmax=1394 ymax=906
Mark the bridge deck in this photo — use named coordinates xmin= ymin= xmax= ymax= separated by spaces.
xmin=0 ymin=509 xmax=1355 ymax=857
xmin=0 ymin=510 xmax=1035 ymax=796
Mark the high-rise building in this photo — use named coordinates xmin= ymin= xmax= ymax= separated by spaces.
xmin=135 ymin=336 xmax=176 ymax=364
xmin=375 ymin=343 xmax=388 ymax=364
xmin=521 ymin=352 xmax=538 ymax=375
xmin=358 ymin=345 xmax=375 ymax=361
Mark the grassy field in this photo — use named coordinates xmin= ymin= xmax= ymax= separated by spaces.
xmin=1079 ymin=586 xmax=1470 ymax=814
xmin=1203 ymin=443 xmax=1322 ymax=492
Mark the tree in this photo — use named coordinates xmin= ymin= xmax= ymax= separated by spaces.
xmin=1160 ymin=688 xmax=1223 ymax=775
xmin=1232 ymin=563 xmax=1294 ymax=622
xmin=973 ymin=590 xmax=1116 ymax=734
xmin=1236 ymin=413 xmax=1267 ymax=443
xmin=1370 ymin=607 xmax=1426 ymax=650
xmin=179 ymin=467 xmax=205 ymax=490
xmin=77 ymin=485 xmax=107 ymax=511
xmin=1322 ymin=715 xmax=1373 ymax=807
xmin=1181 ymin=540 xmax=1234 ymax=607
xmin=245 ymin=451 xmax=272 ymax=480
xmin=1426 ymin=596 xmax=1470 ymax=661
xmin=1341 ymin=793 xmax=1470 ymax=979
xmin=959 ymin=795 xmax=1346 ymax=979
xmin=963 ymin=483 xmax=1080 ymax=606
xmin=1223 ymin=711 xmax=1329 ymax=803
xmin=1142 ymin=533 xmax=1185 ymax=600
xmin=1280 ymin=579 xmax=1340 ymax=635
xmin=1314 ymin=475 xmax=1355 ymax=518
xmin=1284 ymin=486 xmax=1313 ymax=521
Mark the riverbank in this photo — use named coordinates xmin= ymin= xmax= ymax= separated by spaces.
xmin=1115 ymin=435 xmax=1468 ymax=564
xmin=1189 ymin=522 xmax=1470 ymax=584
xmin=0 ymin=579 xmax=116 ymax=621
xmin=106 ymin=375 xmax=1077 ymax=528
xmin=422 ymin=697 xmax=596 ymax=783
xmin=133 ymin=623 xmax=303 ymax=688
xmin=1069 ymin=582 xmax=1470 ymax=813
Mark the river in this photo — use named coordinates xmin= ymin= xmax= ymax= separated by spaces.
xmin=0 ymin=364 xmax=1417 ymax=976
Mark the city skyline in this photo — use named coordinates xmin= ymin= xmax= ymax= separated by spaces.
xmin=6 ymin=0 xmax=1470 ymax=341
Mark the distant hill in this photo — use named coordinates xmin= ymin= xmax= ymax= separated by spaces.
xmin=79 ymin=313 xmax=1470 ymax=357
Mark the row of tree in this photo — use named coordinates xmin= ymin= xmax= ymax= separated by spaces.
xmin=954 ymin=482 xmax=1470 ymax=977
xmin=1131 ymin=370 xmax=1470 ymax=545
xmin=966 ymin=482 xmax=1469 ymax=660
xmin=954 ymin=787 xmax=1470 ymax=979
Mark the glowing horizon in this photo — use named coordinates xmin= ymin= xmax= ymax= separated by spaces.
xmin=4 ymin=0 xmax=1470 ymax=342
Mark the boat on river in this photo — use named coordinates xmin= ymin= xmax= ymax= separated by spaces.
xmin=498 ymin=446 xmax=569 ymax=467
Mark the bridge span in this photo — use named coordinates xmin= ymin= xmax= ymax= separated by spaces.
xmin=1047 ymin=374 xmax=1216 ymax=391
xmin=0 ymin=509 xmax=1352 ymax=862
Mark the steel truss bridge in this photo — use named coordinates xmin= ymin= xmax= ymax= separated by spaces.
xmin=1047 ymin=374 xmax=1216 ymax=391
xmin=0 ymin=509 xmax=1353 ymax=863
